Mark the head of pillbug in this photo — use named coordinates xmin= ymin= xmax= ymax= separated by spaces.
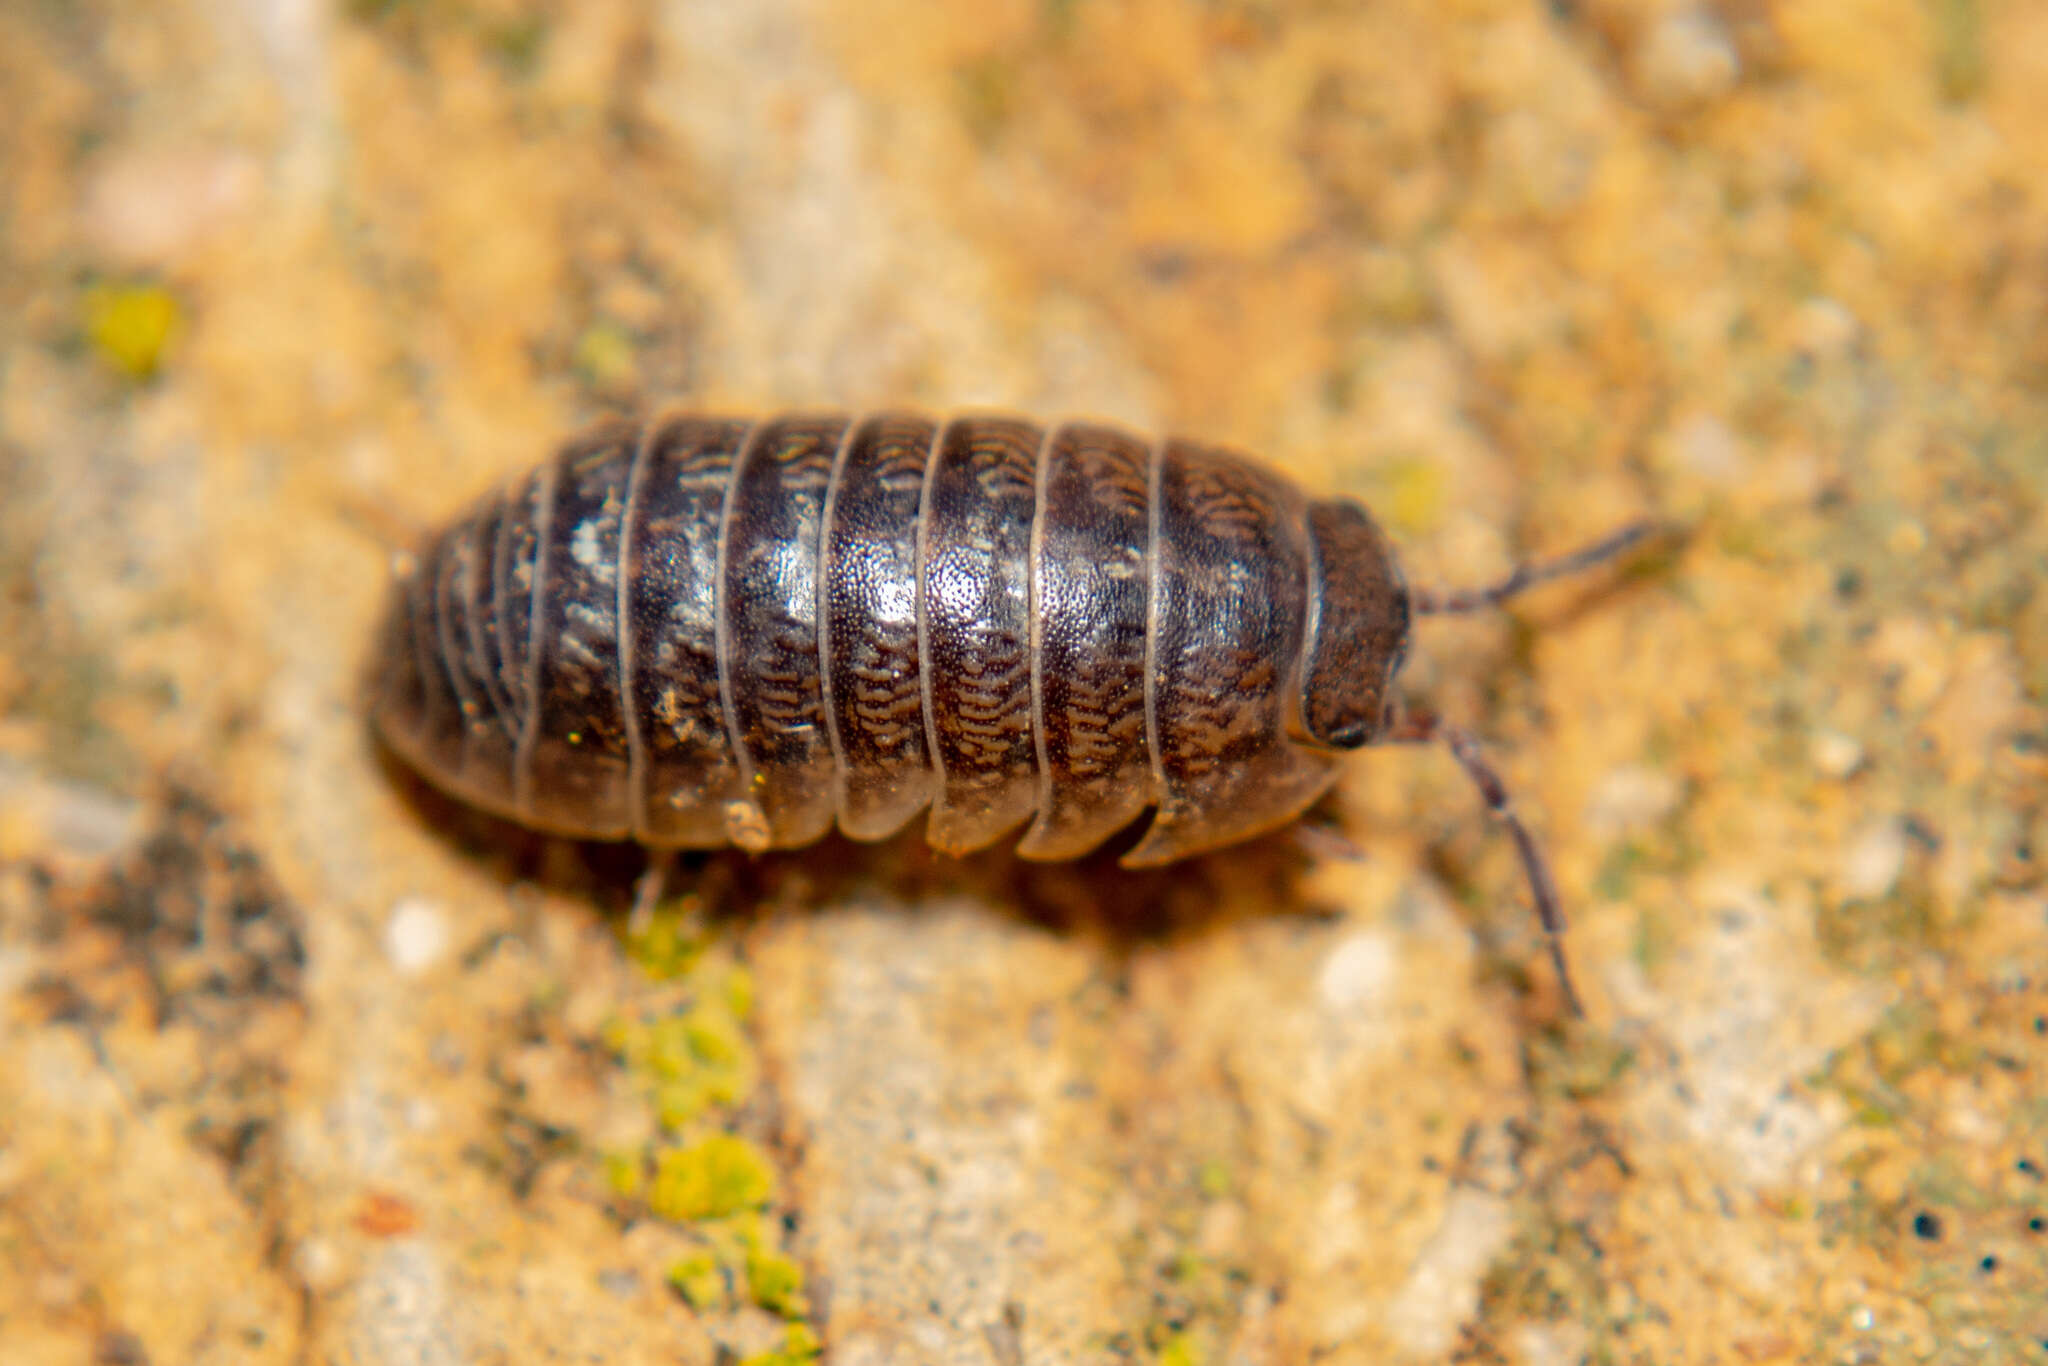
xmin=1297 ymin=499 xmax=1412 ymax=751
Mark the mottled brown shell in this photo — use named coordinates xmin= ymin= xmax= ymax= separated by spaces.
xmin=372 ymin=411 xmax=1410 ymax=866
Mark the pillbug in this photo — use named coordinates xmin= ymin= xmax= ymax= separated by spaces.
xmin=372 ymin=411 xmax=1656 ymax=1010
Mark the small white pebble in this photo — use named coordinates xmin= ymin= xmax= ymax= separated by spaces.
xmin=1636 ymin=7 xmax=1741 ymax=108
xmin=1585 ymin=763 xmax=1683 ymax=838
xmin=1793 ymin=297 xmax=1860 ymax=357
xmin=1811 ymin=730 xmax=1865 ymax=779
xmin=0 ymin=759 xmax=140 ymax=859
xmin=82 ymin=144 xmax=257 ymax=266
xmin=34 ymin=1269 xmax=84 ymax=1310
xmin=384 ymin=897 xmax=450 ymax=976
xmin=1940 ymin=1080 xmax=2000 ymax=1143
xmin=1318 ymin=931 xmax=1396 ymax=1012
xmin=1196 ymin=1198 xmax=1245 ymax=1256
xmin=41 ymin=780 xmax=142 ymax=857
xmin=294 ymin=1237 xmax=343 ymax=1292
xmin=1514 ymin=1320 xmax=1591 ymax=1366
xmin=1841 ymin=820 xmax=1907 ymax=900
xmin=1384 ymin=1189 xmax=1514 ymax=1355
xmin=1671 ymin=412 xmax=1745 ymax=483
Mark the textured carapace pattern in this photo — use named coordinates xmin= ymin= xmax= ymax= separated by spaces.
xmin=373 ymin=412 xmax=1412 ymax=866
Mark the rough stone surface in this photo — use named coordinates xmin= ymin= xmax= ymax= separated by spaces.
xmin=3 ymin=1 xmax=2044 ymax=1362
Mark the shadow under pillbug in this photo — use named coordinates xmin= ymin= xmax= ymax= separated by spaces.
xmin=372 ymin=410 xmax=1657 ymax=1010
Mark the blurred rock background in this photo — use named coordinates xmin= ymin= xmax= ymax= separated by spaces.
xmin=1 ymin=0 xmax=2044 ymax=1362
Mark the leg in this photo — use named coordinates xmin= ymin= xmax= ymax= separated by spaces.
xmin=1410 ymin=519 xmax=1663 ymax=616
xmin=628 ymin=848 xmax=676 ymax=937
xmin=1384 ymin=709 xmax=1584 ymax=1016
xmin=1291 ymin=811 xmax=1366 ymax=863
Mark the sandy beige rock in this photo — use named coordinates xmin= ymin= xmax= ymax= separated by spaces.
xmin=2 ymin=1 xmax=2044 ymax=1362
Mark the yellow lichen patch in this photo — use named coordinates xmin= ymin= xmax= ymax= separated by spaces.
xmin=605 ymin=988 xmax=756 ymax=1130
xmin=737 ymin=1322 xmax=822 ymax=1366
xmin=618 ymin=893 xmax=713 ymax=981
xmin=744 ymin=1244 xmax=809 ymax=1318
xmin=601 ymin=1148 xmax=644 ymax=1201
xmin=648 ymin=1134 xmax=777 ymax=1223
xmin=600 ymin=916 xmax=809 ymax=1336
xmin=84 ymin=280 xmax=182 ymax=380
xmin=1376 ymin=455 xmax=1450 ymax=539
xmin=572 ymin=318 xmax=638 ymax=394
xmin=664 ymin=1251 xmax=726 ymax=1311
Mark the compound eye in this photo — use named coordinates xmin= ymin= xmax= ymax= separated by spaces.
xmin=1320 ymin=716 xmax=1373 ymax=749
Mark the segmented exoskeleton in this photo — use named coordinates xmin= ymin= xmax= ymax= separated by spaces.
xmin=373 ymin=410 xmax=1655 ymax=1009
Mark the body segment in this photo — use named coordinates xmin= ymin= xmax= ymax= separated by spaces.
xmin=373 ymin=410 xmax=1408 ymax=866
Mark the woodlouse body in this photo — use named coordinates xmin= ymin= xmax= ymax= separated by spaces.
xmin=374 ymin=411 xmax=1412 ymax=867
